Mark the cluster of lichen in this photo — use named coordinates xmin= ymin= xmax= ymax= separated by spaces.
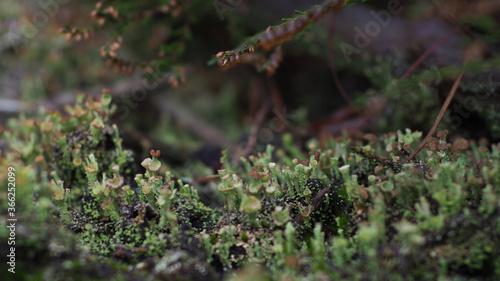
xmin=2 ymin=94 xmax=500 ymax=280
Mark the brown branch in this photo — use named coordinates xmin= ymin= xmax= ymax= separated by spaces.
xmin=352 ymin=25 xmax=464 ymax=135
xmin=159 ymin=96 xmax=235 ymax=149
xmin=327 ymin=12 xmax=355 ymax=109
xmin=400 ymin=27 xmax=460 ymax=80
xmin=266 ymin=78 xmax=285 ymax=124
xmin=257 ymin=1 xmax=342 ymax=51
xmin=193 ymin=174 xmax=220 ymax=185
xmin=241 ymin=101 xmax=271 ymax=159
xmin=294 ymin=185 xmax=334 ymax=225
xmin=406 ymin=57 xmax=469 ymax=162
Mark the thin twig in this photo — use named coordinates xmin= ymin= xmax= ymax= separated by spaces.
xmin=406 ymin=58 xmax=468 ymax=162
xmin=294 ymin=185 xmax=334 ymax=225
xmin=115 ymin=243 xmax=149 ymax=253
xmin=267 ymin=79 xmax=308 ymax=137
xmin=352 ymin=26 xmax=462 ymax=134
xmin=193 ymin=174 xmax=220 ymax=185
xmin=242 ymin=101 xmax=271 ymax=159
xmin=159 ymin=96 xmax=234 ymax=148
xmin=266 ymin=78 xmax=285 ymax=125
xmin=326 ymin=12 xmax=385 ymax=136
xmin=327 ymin=12 xmax=355 ymax=109
xmin=400 ymin=27 xmax=460 ymax=80
xmin=248 ymin=77 xmax=262 ymax=118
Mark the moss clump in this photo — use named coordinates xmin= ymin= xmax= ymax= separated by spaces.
xmin=2 ymin=94 xmax=500 ymax=280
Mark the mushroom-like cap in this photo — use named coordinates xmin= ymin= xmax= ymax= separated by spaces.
xmin=303 ymin=187 xmax=312 ymax=198
xmin=339 ymin=165 xmax=350 ymax=173
xmin=107 ymin=175 xmax=124 ymax=189
xmin=218 ymin=182 xmax=234 ymax=192
xmin=265 ymin=182 xmax=277 ymax=194
xmin=248 ymin=182 xmax=261 ymax=194
xmin=218 ymin=174 xmax=242 ymax=192
xmin=142 ymin=180 xmax=154 ymax=195
xmin=149 ymin=158 xmax=161 ymax=171
xmin=84 ymin=154 xmax=99 ymax=174
xmin=240 ymin=195 xmax=262 ymax=214
xmin=50 ymin=179 xmax=66 ymax=201
xmin=141 ymin=158 xmax=152 ymax=169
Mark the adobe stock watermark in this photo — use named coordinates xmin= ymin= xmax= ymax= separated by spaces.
xmin=6 ymin=167 xmax=17 ymax=274
xmin=339 ymin=0 xmax=411 ymax=63
xmin=442 ymin=74 xmax=499 ymax=130
xmin=213 ymin=0 xmax=245 ymax=21
xmin=7 ymin=0 xmax=70 ymax=53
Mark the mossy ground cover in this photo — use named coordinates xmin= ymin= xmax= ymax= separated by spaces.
xmin=1 ymin=93 xmax=500 ymax=280
xmin=1 ymin=1 xmax=500 ymax=280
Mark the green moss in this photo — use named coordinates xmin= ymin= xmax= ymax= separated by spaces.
xmin=2 ymin=93 xmax=500 ymax=280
